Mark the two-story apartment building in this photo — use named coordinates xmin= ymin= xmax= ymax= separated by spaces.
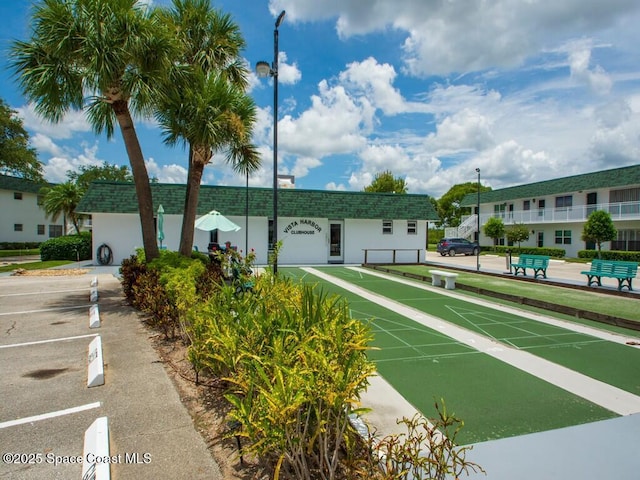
xmin=460 ymin=164 xmax=640 ymax=257
xmin=0 ymin=174 xmax=64 ymax=244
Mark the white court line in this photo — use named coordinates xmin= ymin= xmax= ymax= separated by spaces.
xmin=0 ymin=333 xmax=98 ymax=349
xmin=349 ymin=267 xmax=640 ymax=346
xmin=0 ymin=402 xmax=101 ymax=429
xmin=304 ymin=267 xmax=640 ymax=416
xmin=0 ymin=287 xmax=89 ymax=298
xmin=0 ymin=304 xmax=91 ymax=316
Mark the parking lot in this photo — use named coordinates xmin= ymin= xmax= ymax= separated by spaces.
xmin=0 ymin=271 xmax=222 ymax=480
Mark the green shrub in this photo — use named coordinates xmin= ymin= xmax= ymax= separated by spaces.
xmin=578 ymin=250 xmax=640 ymax=262
xmin=489 ymin=245 xmax=565 ymax=258
xmin=39 ymin=232 xmax=91 ymax=261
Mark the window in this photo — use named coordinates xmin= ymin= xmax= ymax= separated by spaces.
xmin=407 ymin=220 xmax=417 ymax=235
xmin=49 ymin=225 xmax=63 ymax=238
xmin=493 ymin=204 xmax=506 ymax=218
xmin=14 ymin=224 xmax=23 ymax=232
xmin=523 ymin=200 xmax=530 ymax=211
xmin=37 ymin=224 xmax=45 ymax=235
xmin=14 ymin=192 xmax=23 ymax=200
xmin=37 ymin=194 xmax=45 ymax=206
xmin=555 ymin=230 xmax=572 ymax=245
xmin=538 ymin=199 xmax=546 ymax=217
xmin=382 ymin=220 xmax=393 ymax=234
xmin=555 ymin=195 xmax=573 ymax=209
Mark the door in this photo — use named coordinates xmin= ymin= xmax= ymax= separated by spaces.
xmin=328 ymin=221 xmax=344 ymax=263
xmin=586 ymin=192 xmax=597 ymax=216
xmin=537 ymin=231 xmax=544 ymax=248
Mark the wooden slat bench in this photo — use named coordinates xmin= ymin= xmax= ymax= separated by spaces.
xmin=510 ymin=254 xmax=550 ymax=279
xmin=580 ymin=259 xmax=638 ymax=291
xmin=429 ymin=270 xmax=459 ymax=290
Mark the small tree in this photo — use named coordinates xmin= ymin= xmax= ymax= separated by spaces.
xmin=364 ymin=170 xmax=407 ymax=194
xmin=483 ymin=217 xmax=505 ymax=247
xmin=582 ymin=210 xmax=617 ymax=258
xmin=506 ymin=223 xmax=530 ymax=250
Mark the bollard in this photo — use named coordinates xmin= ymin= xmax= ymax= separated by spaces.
xmin=505 ymin=249 xmax=512 ymax=274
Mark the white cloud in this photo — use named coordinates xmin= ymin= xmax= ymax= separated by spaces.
xmin=30 ymin=133 xmax=64 ymax=157
xmin=145 ymin=158 xmax=187 ymax=184
xmin=17 ymin=103 xmax=92 ymax=140
xmin=41 ymin=143 xmax=104 ymax=183
xmin=338 ymin=57 xmax=423 ymax=115
xmin=270 ymin=0 xmax=640 ymax=75
xmin=277 ymin=80 xmax=372 ymax=158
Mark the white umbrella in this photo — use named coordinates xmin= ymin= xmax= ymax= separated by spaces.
xmin=194 ymin=210 xmax=241 ymax=232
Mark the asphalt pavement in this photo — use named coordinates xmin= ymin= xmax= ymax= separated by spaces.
xmin=0 ymin=269 xmax=222 ymax=480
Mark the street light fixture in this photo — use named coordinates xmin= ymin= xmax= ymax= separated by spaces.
xmin=256 ymin=9 xmax=286 ymax=274
xmin=476 ymin=168 xmax=480 ymax=272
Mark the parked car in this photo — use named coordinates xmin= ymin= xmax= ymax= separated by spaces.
xmin=436 ymin=238 xmax=479 ymax=256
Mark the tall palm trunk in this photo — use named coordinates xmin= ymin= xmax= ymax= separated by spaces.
xmin=179 ymin=145 xmax=209 ymax=256
xmin=113 ymin=99 xmax=159 ymax=261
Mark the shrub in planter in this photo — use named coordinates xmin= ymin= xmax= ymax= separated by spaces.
xmin=39 ymin=232 xmax=91 ymax=261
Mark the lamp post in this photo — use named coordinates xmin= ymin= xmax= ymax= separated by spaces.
xmin=256 ymin=10 xmax=285 ymax=275
xmin=476 ymin=168 xmax=480 ymax=271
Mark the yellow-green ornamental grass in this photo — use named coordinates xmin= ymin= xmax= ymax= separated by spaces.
xmin=185 ymin=273 xmax=375 ymax=480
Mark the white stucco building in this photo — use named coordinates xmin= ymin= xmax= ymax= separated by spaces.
xmin=77 ymin=181 xmax=438 ymax=265
xmin=460 ymin=164 xmax=640 ymax=257
xmin=0 ymin=174 xmax=64 ymax=244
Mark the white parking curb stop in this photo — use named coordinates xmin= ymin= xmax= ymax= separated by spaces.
xmin=82 ymin=416 xmax=110 ymax=480
xmin=87 ymin=336 xmax=104 ymax=388
xmin=89 ymin=305 xmax=100 ymax=329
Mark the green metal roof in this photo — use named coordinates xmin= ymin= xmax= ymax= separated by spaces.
xmin=0 ymin=174 xmax=53 ymax=193
xmin=77 ymin=181 xmax=438 ymax=220
xmin=461 ymin=164 xmax=640 ymax=206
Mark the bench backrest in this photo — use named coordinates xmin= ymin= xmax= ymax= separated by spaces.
xmin=590 ymin=259 xmax=638 ymax=276
xmin=519 ymin=254 xmax=549 ymax=267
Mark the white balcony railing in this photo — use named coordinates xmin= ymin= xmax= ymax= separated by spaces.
xmin=466 ymin=201 xmax=640 ymax=228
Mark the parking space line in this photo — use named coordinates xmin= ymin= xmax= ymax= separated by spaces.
xmin=0 ymin=333 xmax=98 ymax=349
xmin=0 ymin=402 xmax=101 ymax=429
xmin=0 ymin=288 xmax=89 ymax=298
xmin=0 ymin=305 xmax=91 ymax=316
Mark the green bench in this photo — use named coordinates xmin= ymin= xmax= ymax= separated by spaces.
xmin=581 ymin=259 xmax=638 ymax=291
xmin=511 ymin=254 xmax=550 ymax=279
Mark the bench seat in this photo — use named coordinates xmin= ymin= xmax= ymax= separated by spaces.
xmin=429 ymin=270 xmax=459 ymax=290
xmin=581 ymin=259 xmax=638 ymax=291
xmin=511 ymin=254 xmax=550 ymax=279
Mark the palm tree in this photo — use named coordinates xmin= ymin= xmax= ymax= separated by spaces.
xmin=157 ymin=0 xmax=260 ymax=256
xmin=11 ymin=0 xmax=175 ymax=262
xmin=40 ymin=182 xmax=83 ymax=235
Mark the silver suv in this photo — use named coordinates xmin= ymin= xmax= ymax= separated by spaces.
xmin=436 ymin=238 xmax=479 ymax=256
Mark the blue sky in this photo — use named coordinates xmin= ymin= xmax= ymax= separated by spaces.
xmin=2 ymin=0 xmax=640 ymax=198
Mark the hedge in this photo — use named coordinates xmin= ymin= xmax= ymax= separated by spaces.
xmin=486 ymin=245 xmax=566 ymax=258
xmin=40 ymin=232 xmax=92 ymax=261
xmin=578 ymin=250 xmax=640 ymax=262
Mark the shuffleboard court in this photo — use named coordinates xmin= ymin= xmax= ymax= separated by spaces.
xmin=281 ymin=268 xmax=620 ymax=444
xmin=311 ymin=266 xmax=640 ymax=397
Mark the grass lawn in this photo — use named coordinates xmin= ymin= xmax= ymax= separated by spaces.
xmin=387 ymin=264 xmax=640 ymax=327
xmin=0 ymin=260 xmax=72 ymax=273
xmin=0 ymin=249 xmax=39 ymax=258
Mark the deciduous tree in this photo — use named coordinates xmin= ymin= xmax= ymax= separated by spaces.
xmin=0 ymin=98 xmax=43 ymax=181
xmin=582 ymin=210 xmax=617 ymax=258
xmin=363 ymin=170 xmax=407 ymax=194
